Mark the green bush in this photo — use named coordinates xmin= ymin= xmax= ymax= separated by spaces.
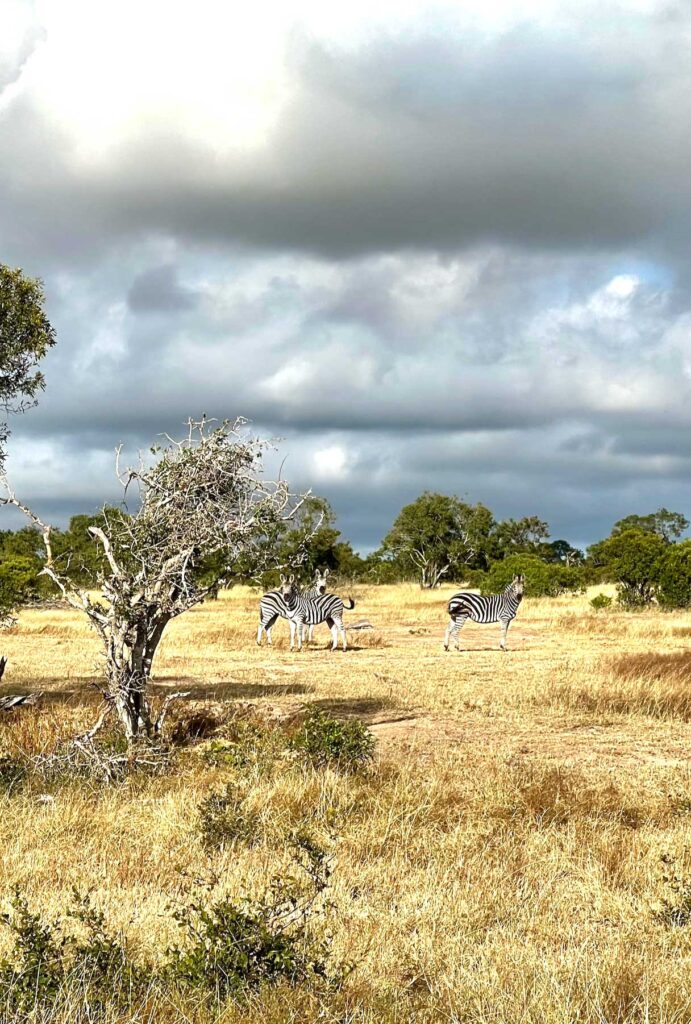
xmin=658 ymin=541 xmax=691 ymax=609
xmin=165 ymin=834 xmax=337 ymax=996
xmin=289 ymin=707 xmax=375 ymax=773
xmin=0 ymin=839 xmax=344 ymax=1014
xmin=479 ymin=554 xmax=585 ymax=598
xmin=201 ymin=722 xmax=287 ymax=777
xmin=589 ymin=593 xmax=613 ymax=611
xmin=0 ymin=889 xmax=147 ymax=1017
xmin=197 ymin=783 xmax=261 ymax=850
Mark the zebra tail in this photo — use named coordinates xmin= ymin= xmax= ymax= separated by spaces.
xmin=344 ymin=597 xmax=356 ymax=610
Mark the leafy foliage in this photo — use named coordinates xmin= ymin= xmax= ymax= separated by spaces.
xmin=658 ymin=541 xmax=691 ymax=609
xmin=479 ymin=554 xmax=584 ymax=598
xmin=290 ymin=707 xmax=375 ymax=773
xmin=590 ymin=529 xmax=666 ymax=607
xmin=0 ymin=265 xmax=56 ymax=440
xmin=611 ymin=508 xmax=688 ymax=543
xmin=379 ymin=493 xmax=496 ymax=587
xmin=165 ymin=835 xmax=336 ymax=997
xmin=589 ymin=593 xmax=613 ymax=611
xmin=0 ymin=889 xmax=147 ymax=1016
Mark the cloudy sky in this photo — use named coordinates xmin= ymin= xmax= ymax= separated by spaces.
xmin=2 ymin=0 xmax=691 ymax=551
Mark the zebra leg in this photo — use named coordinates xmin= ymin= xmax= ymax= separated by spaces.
xmin=289 ymin=619 xmax=298 ymax=651
xmin=307 ymin=624 xmax=314 ymax=643
xmin=333 ymin=614 xmax=347 ymax=651
xmin=258 ymin=613 xmax=278 ymax=646
xmin=500 ymin=618 xmax=510 ymax=651
xmin=444 ymin=615 xmax=465 ymax=651
xmin=329 ymin=620 xmax=339 ymax=651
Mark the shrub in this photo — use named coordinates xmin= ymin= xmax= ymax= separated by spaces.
xmin=289 ymin=707 xmax=375 ymax=773
xmin=590 ymin=593 xmax=613 ymax=611
xmin=197 ymin=783 xmax=261 ymax=850
xmin=592 ymin=529 xmax=666 ymax=607
xmin=658 ymin=540 xmax=691 ymax=609
xmin=165 ymin=834 xmax=337 ymax=997
xmin=0 ymin=889 xmax=147 ymax=1016
xmin=479 ymin=554 xmax=585 ymax=598
xmin=201 ymin=722 xmax=287 ymax=777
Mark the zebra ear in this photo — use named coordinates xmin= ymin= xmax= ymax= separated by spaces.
xmin=280 ymin=574 xmax=286 ymax=584
xmin=324 ymin=568 xmax=330 ymax=577
xmin=289 ymin=573 xmax=295 ymax=583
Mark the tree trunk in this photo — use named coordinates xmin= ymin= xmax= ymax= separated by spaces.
xmin=105 ymin=613 xmax=171 ymax=741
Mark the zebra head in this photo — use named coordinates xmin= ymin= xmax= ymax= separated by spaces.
xmin=313 ymin=567 xmax=330 ymax=595
xmin=279 ymin=573 xmax=297 ymax=604
xmin=511 ymin=574 xmax=525 ymax=599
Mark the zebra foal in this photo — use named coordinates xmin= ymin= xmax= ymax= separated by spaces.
xmin=280 ymin=574 xmax=355 ymax=651
xmin=444 ymin=575 xmax=525 ymax=652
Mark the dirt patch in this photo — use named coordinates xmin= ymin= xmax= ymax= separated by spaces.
xmin=368 ymin=708 xmax=691 ymax=770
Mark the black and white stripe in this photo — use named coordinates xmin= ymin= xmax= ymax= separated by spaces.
xmin=255 ymin=569 xmax=330 ymax=646
xmin=280 ymin=575 xmax=355 ymax=651
xmin=303 ymin=569 xmax=330 ymax=643
xmin=444 ymin=575 xmax=525 ymax=652
xmin=256 ymin=587 xmax=286 ymax=646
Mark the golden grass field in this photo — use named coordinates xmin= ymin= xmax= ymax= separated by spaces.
xmin=2 ymin=583 xmax=691 ymax=1023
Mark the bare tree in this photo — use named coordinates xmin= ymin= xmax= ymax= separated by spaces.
xmin=1 ymin=418 xmax=304 ymax=743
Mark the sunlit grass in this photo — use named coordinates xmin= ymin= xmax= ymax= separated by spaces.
xmin=2 ymin=585 xmax=691 ymax=1021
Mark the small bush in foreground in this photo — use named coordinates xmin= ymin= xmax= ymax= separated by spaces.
xmin=290 ymin=707 xmax=375 ymax=773
xmin=165 ymin=834 xmax=340 ymax=997
xmin=197 ymin=783 xmax=261 ymax=850
xmin=590 ymin=593 xmax=613 ymax=611
xmin=201 ymin=722 xmax=287 ymax=777
xmin=0 ymin=889 xmax=148 ymax=1017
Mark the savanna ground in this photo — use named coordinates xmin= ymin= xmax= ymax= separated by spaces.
xmin=2 ymin=584 xmax=691 ymax=1023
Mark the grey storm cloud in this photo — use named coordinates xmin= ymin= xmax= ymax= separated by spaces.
xmin=1 ymin=6 xmax=691 ymax=265
xmin=127 ymin=265 xmax=199 ymax=314
xmin=3 ymin=2 xmax=691 ymax=550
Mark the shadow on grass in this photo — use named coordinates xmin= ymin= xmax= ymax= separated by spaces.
xmin=148 ymin=679 xmax=315 ymax=701
xmin=308 ymin=696 xmax=400 ymax=722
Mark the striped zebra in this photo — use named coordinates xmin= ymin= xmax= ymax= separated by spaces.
xmin=444 ymin=575 xmax=525 ymax=652
xmin=303 ymin=568 xmax=330 ymax=643
xmin=255 ymin=569 xmax=329 ymax=646
xmin=279 ymin=574 xmax=355 ymax=651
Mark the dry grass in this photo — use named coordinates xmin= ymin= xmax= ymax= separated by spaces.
xmin=2 ymin=585 xmax=691 ymax=1022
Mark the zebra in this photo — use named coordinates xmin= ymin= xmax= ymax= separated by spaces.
xmin=303 ymin=568 xmax=330 ymax=643
xmin=255 ymin=568 xmax=330 ymax=647
xmin=279 ymin=574 xmax=355 ymax=651
xmin=444 ymin=575 xmax=525 ymax=652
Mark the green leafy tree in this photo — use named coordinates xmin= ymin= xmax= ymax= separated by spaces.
xmin=0 ymin=266 xmax=56 ymax=621
xmin=480 ymin=554 xmax=584 ymax=598
xmin=658 ymin=541 xmax=691 ymax=608
xmin=379 ymin=493 xmax=496 ymax=587
xmin=0 ymin=265 xmax=56 ymax=468
xmin=489 ymin=515 xmax=550 ymax=559
xmin=542 ymin=538 xmax=585 ymax=566
xmin=611 ymin=508 xmax=688 ymax=544
xmin=592 ymin=529 xmax=666 ymax=607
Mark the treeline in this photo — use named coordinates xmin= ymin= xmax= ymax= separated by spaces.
xmin=3 ymin=493 xmax=691 ymax=609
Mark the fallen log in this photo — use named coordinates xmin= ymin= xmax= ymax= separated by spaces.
xmin=0 ymin=692 xmax=42 ymax=712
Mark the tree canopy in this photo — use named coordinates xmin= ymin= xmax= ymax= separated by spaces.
xmin=0 ymin=265 xmax=56 ymax=465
